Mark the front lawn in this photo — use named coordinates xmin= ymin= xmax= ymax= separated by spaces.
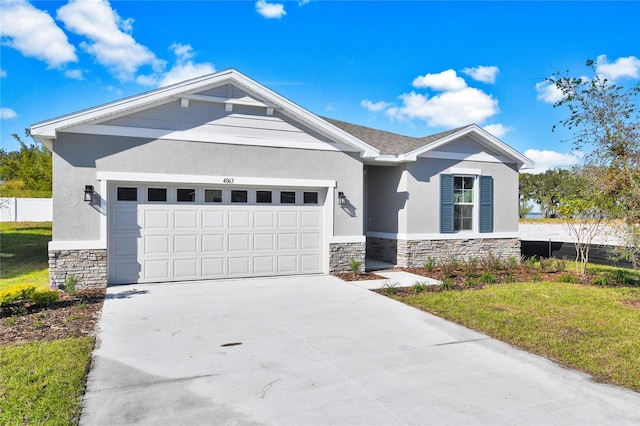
xmin=1 ymin=222 xmax=103 ymax=425
xmin=393 ymin=281 xmax=640 ymax=393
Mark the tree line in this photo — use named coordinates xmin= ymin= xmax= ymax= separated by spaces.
xmin=0 ymin=132 xmax=52 ymax=198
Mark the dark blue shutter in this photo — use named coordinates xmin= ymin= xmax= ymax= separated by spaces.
xmin=440 ymin=174 xmax=455 ymax=233
xmin=479 ymin=175 xmax=493 ymax=233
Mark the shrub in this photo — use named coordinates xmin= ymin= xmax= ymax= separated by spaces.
xmin=0 ymin=284 xmax=37 ymax=307
xmin=30 ymin=289 xmax=59 ymax=307
xmin=439 ymin=258 xmax=458 ymax=277
xmin=507 ymin=256 xmax=519 ymax=270
xmin=557 ymin=273 xmax=579 ymax=284
xmin=540 ymin=258 xmax=566 ymax=272
xmin=480 ymin=271 xmax=496 ymax=284
xmin=348 ymin=259 xmax=362 ymax=275
xmin=411 ymin=281 xmax=428 ymax=294
xmin=506 ymin=272 xmax=516 ymax=283
xmin=381 ymin=281 xmax=398 ymax=295
xmin=423 ymin=258 xmax=436 ymax=272
xmin=440 ymin=278 xmax=454 ymax=291
xmin=532 ymin=273 xmax=542 ymax=282
xmin=480 ymin=252 xmax=502 ymax=271
xmin=611 ymin=270 xmax=632 ymax=285
xmin=463 ymin=258 xmax=479 ymax=276
xmin=592 ymin=275 xmax=609 ymax=286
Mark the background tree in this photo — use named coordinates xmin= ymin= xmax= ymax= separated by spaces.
xmin=551 ymin=60 xmax=640 ymax=266
xmin=519 ymin=169 xmax=578 ymax=218
xmin=0 ymin=130 xmax=52 ymax=197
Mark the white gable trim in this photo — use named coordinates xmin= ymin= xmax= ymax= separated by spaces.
xmin=402 ymin=125 xmax=534 ymax=170
xmin=31 ymin=69 xmax=380 ymax=159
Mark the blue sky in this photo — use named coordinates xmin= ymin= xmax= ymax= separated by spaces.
xmin=1 ymin=0 xmax=639 ymax=173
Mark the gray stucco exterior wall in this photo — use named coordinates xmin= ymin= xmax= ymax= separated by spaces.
xmin=52 ymin=133 xmax=364 ymax=241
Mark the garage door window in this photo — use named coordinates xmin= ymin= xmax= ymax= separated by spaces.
xmin=231 ymin=190 xmax=248 ymax=203
xmin=148 ymin=188 xmax=167 ymax=202
xmin=117 ymin=187 xmax=137 ymax=201
xmin=204 ymin=189 xmax=222 ymax=203
xmin=256 ymin=190 xmax=272 ymax=203
xmin=304 ymin=191 xmax=318 ymax=204
xmin=177 ymin=188 xmax=195 ymax=202
xmin=280 ymin=191 xmax=296 ymax=204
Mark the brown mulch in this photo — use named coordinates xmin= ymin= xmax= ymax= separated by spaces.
xmin=334 ymin=272 xmax=388 ymax=281
xmin=0 ymin=289 xmax=105 ymax=346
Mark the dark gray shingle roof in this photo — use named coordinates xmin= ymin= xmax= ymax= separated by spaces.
xmin=322 ymin=117 xmax=469 ymax=156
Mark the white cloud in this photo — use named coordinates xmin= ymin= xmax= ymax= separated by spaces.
xmin=0 ymin=108 xmax=17 ymax=119
xmin=535 ymin=80 xmax=564 ymax=104
xmin=57 ymin=0 xmax=164 ymax=81
xmin=298 ymin=0 xmax=310 ymax=5
xmin=255 ymin=0 xmax=286 ymax=19
xmin=361 ymin=99 xmax=391 ymax=112
xmin=136 ymin=43 xmax=215 ymax=87
xmin=0 ymin=69 xmax=6 ymax=78
xmin=522 ymin=149 xmax=583 ymax=174
xmin=412 ymin=69 xmax=467 ymax=91
xmin=64 ymin=69 xmax=84 ymax=80
xmin=595 ymin=54 xmax=640 ymax=81
xmin=0 ymin=0 xmax=77 ymax=68
xmin=325 ymin=102 xmax=337 ymax=112
xmin=387 ymin=87 xmax=498 ymax=128
xmin=462 ymin=65 xmax=499 ymax=84
xmin=482 ymin=123 xmax=512 ymax=138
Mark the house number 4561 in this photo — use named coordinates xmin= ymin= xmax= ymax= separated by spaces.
xmin=222 ymin=177 xmax=235 ymax=184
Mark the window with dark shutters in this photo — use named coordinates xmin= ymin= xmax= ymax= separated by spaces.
xmin=440 ymin=174 xmax=455 ymax=233
xmin=479 ymin=175 xmax=494 ymax=233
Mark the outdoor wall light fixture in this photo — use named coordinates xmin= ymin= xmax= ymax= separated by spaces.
xmin=338 ymin=191 xmax=346 ymax=206
xmin=84 ymin=185 xmax=94 ymax=202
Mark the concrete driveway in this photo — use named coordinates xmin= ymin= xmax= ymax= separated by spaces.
xmin=81 ymin=275 xmax=640 ymax=425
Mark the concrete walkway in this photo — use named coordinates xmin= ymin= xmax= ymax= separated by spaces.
xmin=81 ymin=276 xmax=640 ymax=425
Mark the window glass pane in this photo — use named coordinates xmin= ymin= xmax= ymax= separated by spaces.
xmin=117 ymin=187 xmax=137 ymax=201
xmin=177 ymin=188 xmax=195 ymax=202
xmin=148 ymin=188 xmax=167 ymax=202
xmin=231 ymin=190 xmax=248 ymax=203
xmin=303 ymin=191 xmax=318 ymax=204
xmin=454 ymin=205 xmax=473 ymax=231
xmin=280 ymin=191 xmax=296 ymax=204
xmin=204 ymin=189 xmax=222 ymax=203
xmin=256 ymin=190 xmax=272 ymax=203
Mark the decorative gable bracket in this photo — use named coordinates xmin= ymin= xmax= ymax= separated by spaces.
xmin=177 ymin=94 xmax=277 ymax=116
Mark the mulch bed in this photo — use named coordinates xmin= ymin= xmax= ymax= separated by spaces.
xmin=0 ymin=289 xmax=105 ymax=346
xmin=334 ymin=272 xmax=388 ymax=281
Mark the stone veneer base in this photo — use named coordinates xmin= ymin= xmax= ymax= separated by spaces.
xmin=367 ymin=237 xmax=521 ymax=268
xmin=329 ymin=242 xmax=366 ymax=273
xmin=49 ymin=249 xmax=108 ymax=289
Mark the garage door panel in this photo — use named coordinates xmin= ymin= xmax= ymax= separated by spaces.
xmin=174 ymin=258 xmax=198 ymax=279
xmin=277 ymin=211 xmax=298 ymax=228
xmin=228 ymin=234 xmax=250 ymax=251
xmin=229 ymin=211 xmax=250 ymax=228
xmin=112 ymin=261 xmax=140 ymax=284
xmin=300 ymin=233 xmax=321 ymax=250
xmin=144 ymin=210 xmax=171 ymax=229
xmin=174 ymin=210 xmax=198 ymax=229
xmin=144 ymin=235 xmax=170 ymax=254
xmin=144 ymin=259 xmax=170 ymax=280
xmin=301 ymin=254 xmax=321 ymax=272
xmin=202 ymin=234 xmax=224 ymax=252
xmin=277 ymin=233 xmax=298 ymax=250
xmin=254 ymin=234 xmax=274 ymax=251
xmin=254 ymin=211 xmax=274 ymax=228
xmin=202 ymin=211 xmax=224 ymax=228
xmin=301 ymin=211 xmax=321 ymax=228
xmin=174 ymin=234 xmax=198 ymax=253
xmin=228 ymin=257 xmax=250 ymax=275
xmin=277 ymin=255 xmax=298 ymax=273
xmin=254 ymin=256 xmax=275 ymax=274
xmin=202 ymin=258 xmax=225 ymax=277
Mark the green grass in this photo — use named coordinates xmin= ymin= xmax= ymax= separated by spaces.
xmin=398 ymin=281 xmax=640 ymax=392
xmin=0 ymin=222 xmax=51 ymax=289
xmin=1 ymin=222 xmax=95 ymax=424
xmin=0 ymin=337 xmax=94 ymax=425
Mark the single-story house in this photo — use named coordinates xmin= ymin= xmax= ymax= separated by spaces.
xmin=31 ymin=69 xmax=534 ymax=288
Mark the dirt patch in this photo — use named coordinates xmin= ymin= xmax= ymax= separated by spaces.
xmin=334 ymin=272 xmax=388 ymax=281
xmin=0 ymin=289 xmax=105 ymax=346
xmin=621 ymin=299 xmax=640 ymax=310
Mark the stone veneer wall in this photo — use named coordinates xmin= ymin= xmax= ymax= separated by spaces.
xmin=49 ymin=249 xmax=108 ymax=289
xmin=367 ymin=237 xmax=521 ymax=268
xmin=329 ymin=242 xmax=366 ymax=273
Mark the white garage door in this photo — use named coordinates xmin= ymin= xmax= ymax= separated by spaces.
xmin=108 ymin=184 xmax=325 ymax=284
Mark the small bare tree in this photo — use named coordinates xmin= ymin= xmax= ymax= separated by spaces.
xmin=559 ymin=196 xmax=606 ymax=276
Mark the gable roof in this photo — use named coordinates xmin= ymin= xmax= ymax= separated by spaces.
xmin=31 ymin=68 xmax=533 ymax=170
xmin=323 ymin=117 xmax=534 ymax=170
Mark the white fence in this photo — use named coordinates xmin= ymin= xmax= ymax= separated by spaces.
xmin=0 ymin=197 xmax=52 ymax=222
